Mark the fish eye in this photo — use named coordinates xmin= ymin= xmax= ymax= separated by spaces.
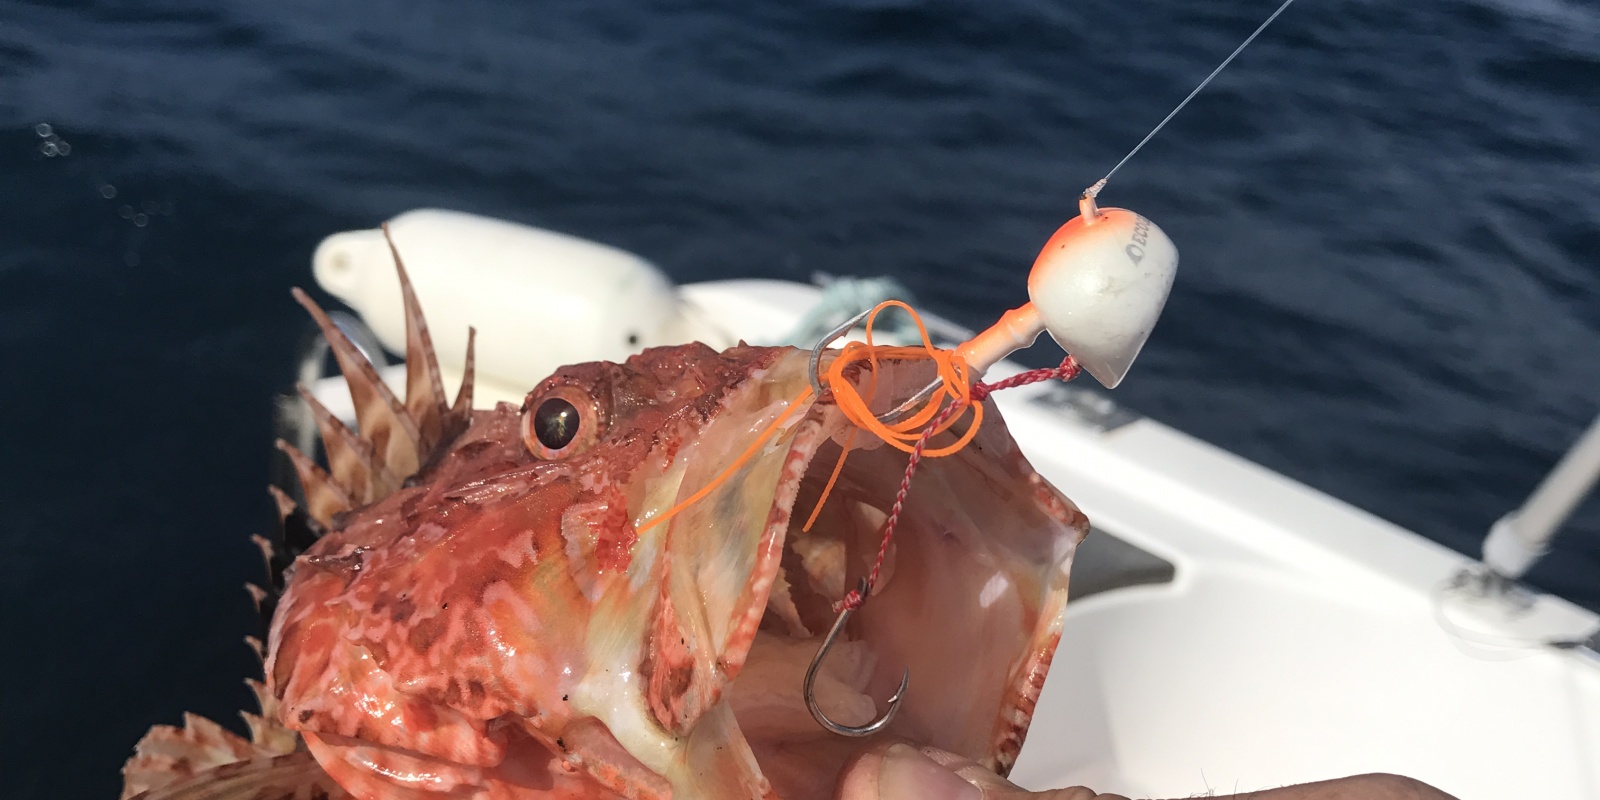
xmin=521 ymin=385 xmax=604 ymax=460
xmin=533 ymin=398 xmax=579 ymax=449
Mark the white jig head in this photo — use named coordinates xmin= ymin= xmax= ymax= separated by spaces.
xmin=957 ymin=194 xmax=1178 ymax=388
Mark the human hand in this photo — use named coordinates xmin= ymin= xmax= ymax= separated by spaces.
xmin=834 ymin=743 xmax=1459 ymax=800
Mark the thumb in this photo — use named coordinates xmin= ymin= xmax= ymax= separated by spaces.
xmin=834 ymin=743 xmax=1124 ymax=800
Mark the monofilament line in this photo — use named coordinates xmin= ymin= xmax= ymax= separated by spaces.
xmin=1086 ymin=0 xmax=1301 ymax=198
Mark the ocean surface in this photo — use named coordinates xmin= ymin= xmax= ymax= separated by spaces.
xmin=2 ymin=0 xmax=1597 ymax=796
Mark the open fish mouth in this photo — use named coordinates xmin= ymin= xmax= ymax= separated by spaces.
xmin=649 ymin=348 xmax=1088 ymax=800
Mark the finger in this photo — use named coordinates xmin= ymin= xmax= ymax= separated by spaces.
xmin=834 ymin=742 xmax=978 ymax=800
xmin=834 ymin=742 xmax=1124 ymax=800
xmin=1193 ymin=774 xmax=1461 ymax=800
xmin=908 ymin=745 xmax=1127 ymax=800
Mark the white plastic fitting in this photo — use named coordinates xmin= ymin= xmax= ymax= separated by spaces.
xmin=1482 ymin=513 xmax=1548 ymax=581
xmin=1482 ymin=411 xmax=1600 ymax=580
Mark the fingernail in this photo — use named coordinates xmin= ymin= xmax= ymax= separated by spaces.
xmin=879 ymin=744 xmax=982 ymax=800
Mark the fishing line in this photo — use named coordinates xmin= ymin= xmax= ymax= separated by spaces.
xmin=1086 ymin=0 xmax=1302 ymax=199
xmin=807 ymin=0 xmax=1305 ymax=735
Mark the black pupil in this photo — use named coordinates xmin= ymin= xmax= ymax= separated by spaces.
xmin=534 ymin=398 xmax=580 ymax=450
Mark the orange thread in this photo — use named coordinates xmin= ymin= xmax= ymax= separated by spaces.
xmin=637 ymin=385 xmax=813 ymax=534
xmin=801 ymin=427 xmax=856 ymax=533
xmin=822 ymin=302 xmax=983 ymax=458
xmin=802 ymin=301 xmax=983 ymax=531
xmin=803 ymin=304 xmax=899 ymax=534
xmin=640 ymin=301 xmax=989 ymax=537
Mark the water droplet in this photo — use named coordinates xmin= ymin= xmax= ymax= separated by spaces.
xmin=100 ymin=185 xmax=117 ymax=199
xmin=133 ymin=213 xmax=149 ymax=227
xmin=39 ymin=141 xmax=58 ymax=157
xmin=161 ymin=200 xmax=174 ymax=215
xmin=55 ymin=141 xmax=71 ymax=156
xmin=124 ymin=251 xmax=141 ymax=267
xmin=118 ymin=205 xmax=134 ymax=219
xmin=35 ymin=123 xmax=52 ymax=137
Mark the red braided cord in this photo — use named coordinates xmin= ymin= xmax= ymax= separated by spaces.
xmin=837 ymin=354 xmax=1081 ymax=611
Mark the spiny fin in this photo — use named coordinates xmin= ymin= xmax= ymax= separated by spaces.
xmin=274 ymin=440 xmax=350 ymax=528
xmin=242 ymin=678 xmax=298 ymax=755
xmin=248 ymin=534 xmax=289 ymax=588
xmin=123 ymin=750 xmax=347 ymax=800
xmin=248 ymin=533 xmax=291 ymax=600
xmin=121 ymin=649 xmax=309 ymax=800
xmin=384 ymin=223 xmax=452 ymax=457
xmin=121 ymin=711 xmax=309 ymax=800
xmin=295 ymin=384 xmax=398 ymax=504
xmin=122 ymin=714 xmax=258 ymax=799
xmin=243 ymin=583 xmax=271 ymax=622
xmin=291 ymin=287 xmax=422 ymax=479
xmin=127 ymin=240 xmax=481 ymax=800
xmin=267 ymin=485 xmax=322 ymax=557
xmin=451 ymin=326 xmax=477 ymax=425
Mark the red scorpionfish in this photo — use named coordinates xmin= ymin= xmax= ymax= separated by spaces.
xmin=122 ymin=244 xmax=1089 ymax=800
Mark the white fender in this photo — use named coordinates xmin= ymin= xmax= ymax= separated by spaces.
xmin=311 ymin=209 xmax=731 ymax=401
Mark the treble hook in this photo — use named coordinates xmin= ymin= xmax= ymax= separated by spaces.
xmin=804 ymin=578 xmax=909 ymax=737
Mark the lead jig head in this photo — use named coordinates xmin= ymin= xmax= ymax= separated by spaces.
xmin=1025 ymin=194 xmax=1177 ymax=389
xmin=953 ymin=193 xmax=1178 ymax=389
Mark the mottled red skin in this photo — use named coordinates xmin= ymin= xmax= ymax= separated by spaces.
xmin=267 ymin=343 xmax=786 ymax=800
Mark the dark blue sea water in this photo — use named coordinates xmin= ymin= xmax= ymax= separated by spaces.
xmin=2 ymin=0 xmax=1597 ymax=797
